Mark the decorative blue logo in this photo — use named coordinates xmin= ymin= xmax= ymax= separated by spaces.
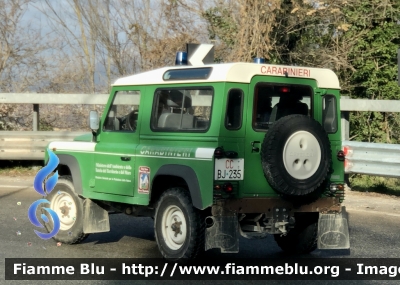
xmin=28 ymin=149 xmax=61 ymax=239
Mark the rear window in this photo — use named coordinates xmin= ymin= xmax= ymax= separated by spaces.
xmin=253 ymin=83 xmax=312 ymax=131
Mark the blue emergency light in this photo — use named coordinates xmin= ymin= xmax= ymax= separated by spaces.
xmin=253 ymin=58 xmax=265 ymax=64
xmin=175 ymin=51 xmax=188 ymax=65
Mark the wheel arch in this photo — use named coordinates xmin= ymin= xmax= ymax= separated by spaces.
xmin=56 ymin=154 xmax=84 ymax=196
xmin=151 ymin=164 xmax=204 ymax=210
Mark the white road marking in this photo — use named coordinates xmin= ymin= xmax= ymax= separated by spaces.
xmin=2 ymin=185 xmax=30 ymax=188
xmin=348 ymin=208 xmax=400 ymax=217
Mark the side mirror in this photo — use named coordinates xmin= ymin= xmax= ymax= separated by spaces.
xmin=89 ymin=110 xmax=99 ymax=131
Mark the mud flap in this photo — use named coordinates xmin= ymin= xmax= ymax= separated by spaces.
xmin=317 ymin=206 xmax=350 ymax=249
xmin=205 ymin=216 xmax=239 ymax=253
xmin=83 ymin=199 xmax=110 ymax=233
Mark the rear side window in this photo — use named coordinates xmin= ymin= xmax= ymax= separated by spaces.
xmin=151 ymin=87 xmax=213 ymax=132
xmin=323 ymin=95 xmax=338 ymax=133
xmin=225 ymin=89 xmax=243 ymax=130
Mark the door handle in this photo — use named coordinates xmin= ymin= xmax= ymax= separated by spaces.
xmin=251 ymin=141 xmax=260 ymax=153
xmin=121 ymin=156 xmax=131 ymax=161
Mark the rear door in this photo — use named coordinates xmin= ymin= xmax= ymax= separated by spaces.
xmin=243 ymin=76 xmax=318 ymax=196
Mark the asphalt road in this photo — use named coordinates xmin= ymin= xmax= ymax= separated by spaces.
xmin=1 ymin=175 xmax=400 ymax=285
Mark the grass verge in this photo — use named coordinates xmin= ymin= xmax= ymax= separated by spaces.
xmin=349 ymin=174 xmax=400 ymax=196
xmin=0 ymin=160 xmax=43 ymax=177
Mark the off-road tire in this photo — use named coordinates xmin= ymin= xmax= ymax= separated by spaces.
xmin=274 ymin=213 xmax=318 ymax=254
xmin=261 ymin=114 xmax=331 ymax=197
xmin=154 ymin=188 xmax=205 ymax=262
xmin=44 ymin=176 xmax=89 ymax=244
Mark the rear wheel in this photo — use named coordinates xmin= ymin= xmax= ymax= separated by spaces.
xmin=154 ymin=188 xmax=204 ymax=261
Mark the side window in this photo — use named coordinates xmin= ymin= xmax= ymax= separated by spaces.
xmin=225 ymin=89 xmax=243 ymax=130
xmin=151 ymin=87 xmax=213 ymax=132
xmin=253 ymin=84 xmax=312 ymax=131
xmin=323 ymin=95 xmax=338 ymax=133
xmin=103 ymin=90 xmax=141 ymax=132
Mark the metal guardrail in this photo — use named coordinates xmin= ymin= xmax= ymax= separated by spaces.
xmin=343 ymin=140 xmax=400 ymax=178
xmin=1 ymin=93 xmax=400 ymax=175
xmin=3 ymin=132 xmax=398 ymax=180
xmin=0 ymin=131 xmax=87 ymax=160
xmin=2 ymin=93 xmax=400 ymax=110
xmin=0 ymin=93 xmax=109 ymax=104
xmin=0 ymin=93 xmax=399 ymax=137
xmin=0 ymin=93 xmax=109 ymax=132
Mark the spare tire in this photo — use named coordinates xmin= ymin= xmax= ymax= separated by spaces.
xmin=260 ymin=114 xmax=331 ymax=197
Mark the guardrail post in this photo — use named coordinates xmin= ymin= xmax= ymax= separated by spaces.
xmin=33 ymin=104 xmax=39 ymax=131
xmin=341 ymin=111 xmax=350 ymax=141
xmin=341 ymin=96 xmax=350 ymax=188
xmin=341 ymin=96 xmax=350 ymax=141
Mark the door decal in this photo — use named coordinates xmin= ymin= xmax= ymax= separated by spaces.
xmin=138 ymin=166 xmax=150 ymax=194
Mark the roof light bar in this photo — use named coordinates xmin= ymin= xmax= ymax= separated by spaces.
xmin=253 ymin=58 xmax=265 ymax=64
xmin=175 ymin=51 xmax=188 ymax=65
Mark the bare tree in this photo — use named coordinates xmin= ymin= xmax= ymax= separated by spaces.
xmin=0 ymin=0 xmax=52 ymax=130
xmin=39 ymin=0 xmax=209 ymax=92
xmin=0 ymin=0 xmax=49 ymax=92
xmin=38 ymin=0 xmax=98 ymax=93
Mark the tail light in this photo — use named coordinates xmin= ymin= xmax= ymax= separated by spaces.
xmin=329 ymin=183 xmax=344 ymax=193
xmin=223 ymin=183 xmax=233 ymax=193
xmin=213 ymin=183 xmax=234 ymax=194
xmin=214 ymin=147 xmax=238 ymax=159
xmin=337 ymin=150 xmax=345 ymax=161
xmin=214 ymin=147 xmax=224 ymax=159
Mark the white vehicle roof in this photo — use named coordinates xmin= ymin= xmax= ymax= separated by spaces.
xmin=113 ymin=62 xmax=340 ymax=89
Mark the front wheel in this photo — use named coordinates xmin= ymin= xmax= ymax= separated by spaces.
xmin=154 ymin=188 xmax=204 ymax=261
xmin=44 ymin=176 xmax=89 ymax=244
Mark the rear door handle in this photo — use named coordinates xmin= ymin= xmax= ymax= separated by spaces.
xmin=121 ymin=156 xmax=131 ymax=161
xmin=251 ymin=141 xmax=260 ymax=153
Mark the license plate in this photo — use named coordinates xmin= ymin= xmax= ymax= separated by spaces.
xmin=214 ymin=159 xmax=244 ymax=180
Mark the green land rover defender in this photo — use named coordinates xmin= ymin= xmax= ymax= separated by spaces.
xmin=43 ymin=47 xmax=349 ymax=261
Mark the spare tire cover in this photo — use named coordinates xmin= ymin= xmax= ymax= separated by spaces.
xmin=260 ymin=114 xmax=331 ymax=197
